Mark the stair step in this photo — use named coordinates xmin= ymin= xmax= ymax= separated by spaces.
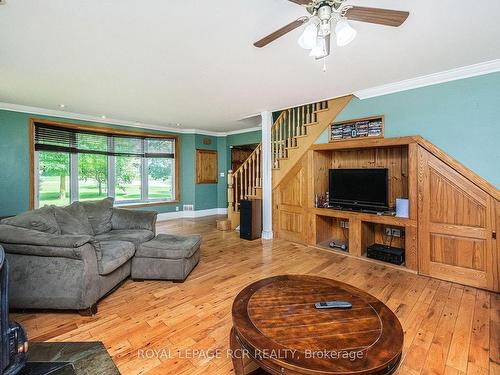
xmin=304 ymin=121 xmax=319 ymax=127
xmin=293 ymin=134 xmax=308 ymax=139
xmin=286 ymin=145 xmax=299 ymax=149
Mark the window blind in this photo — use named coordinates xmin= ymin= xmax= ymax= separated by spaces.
xmin=34 ymin=123 xmax=175 ymax=158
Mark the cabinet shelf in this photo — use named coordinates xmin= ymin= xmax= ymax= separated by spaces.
xmin=312 ymin=208 xmax=416 ymax=227
xmin=312 ymin=207 xmax=417 ymax=271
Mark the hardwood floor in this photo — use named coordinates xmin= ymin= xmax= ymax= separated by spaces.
xmin=12 ymin=216 xmax=499 ymax=375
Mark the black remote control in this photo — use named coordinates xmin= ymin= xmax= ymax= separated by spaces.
xmin=314 ymin=301 xmax=352 ymax=309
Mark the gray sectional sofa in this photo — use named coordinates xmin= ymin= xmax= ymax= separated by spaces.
xmin=0 ymin=198 xmax=157 ymax=315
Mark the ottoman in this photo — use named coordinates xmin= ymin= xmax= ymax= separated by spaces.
xmin=132 ymin=234 xmax=201 ymax=282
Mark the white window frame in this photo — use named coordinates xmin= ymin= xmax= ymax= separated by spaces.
xmin=35 ymin=137 xmax=177 ymax=208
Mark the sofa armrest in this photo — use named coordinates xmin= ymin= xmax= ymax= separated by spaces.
xmin=0 ymin=225 xmax=93 ymax=248
xmin=2 ymin=242 xmax=97 ymax=261
xmin=111 ymin=208 xmax=157 ymax=232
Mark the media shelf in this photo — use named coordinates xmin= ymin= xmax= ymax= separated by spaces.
xmin=304 ymin=138 xmax=419 ymax=271
xmin=312 ymin=206 xmax=417 ymax=271
xmin=315 ymin=215 xmax=350 ymax=253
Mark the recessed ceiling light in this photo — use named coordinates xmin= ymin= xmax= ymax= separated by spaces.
xmin=101 ymin=115 xmax=107 ymax=119
xmin=59 ymin=104 xmax=66 ymax=108
xmin=176 ymin=123 xmax=181 ymax=127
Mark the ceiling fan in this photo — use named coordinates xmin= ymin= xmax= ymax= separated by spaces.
xmin=254 ymin=0 xmax=409 ymax=60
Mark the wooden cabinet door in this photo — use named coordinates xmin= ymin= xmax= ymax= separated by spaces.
xmin=418 ymin=148 xmax=496 ymax=291
xmin=274 ymin=157 xmax=308 ymax=244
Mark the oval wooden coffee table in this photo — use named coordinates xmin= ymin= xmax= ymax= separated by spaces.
xmin=230 ymin=275 xmax=403 ymax=375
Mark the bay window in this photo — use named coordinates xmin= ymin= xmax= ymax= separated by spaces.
xmin=33 ymin=121 xmax=178 ymax=208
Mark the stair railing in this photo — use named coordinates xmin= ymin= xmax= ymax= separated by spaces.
xmin=228 ymin=144 xmax=262 ymax=217
xmin=271 ymin=100 xmax=328 ymax=169
xmin=227 ymin=100 xmax=328 ymax=225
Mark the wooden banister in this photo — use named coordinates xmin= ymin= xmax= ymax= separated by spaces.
xmin=228 ymin=144 xmax=263 ymax=223
xmin=227 ymin=100 xmax=329 ymax=228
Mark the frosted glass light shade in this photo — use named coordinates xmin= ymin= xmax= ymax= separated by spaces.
xmin=298 ymin=23 xmax=318 ymax=50
xmin=309 ymin=37 xmax=327 ymax=58
xmin=335 ymin=19 xmax=357 ymax=47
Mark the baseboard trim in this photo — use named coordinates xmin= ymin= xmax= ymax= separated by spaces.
xmin=261 ymin=230 xmax=274 ymax=240
xmin=157 ymin=208 xmax=228 ymax=222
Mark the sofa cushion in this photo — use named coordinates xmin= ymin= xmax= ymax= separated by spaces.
xmin=1 ymin=206 xmax=60 ymax=234
xmin=111 ymin=209 xmax=157 ymax=231
xmin=80 ymin=197 xmax=114 ymax=235
xmin=53 ymin=202 xmax=94 ymax=236
xmin=136 ymin=234 xmax=201 ymax=259
xmin=97 ymin=240 xmax=135 ymax=276
xmin=95 ymin=229 xmax=154 ymax=246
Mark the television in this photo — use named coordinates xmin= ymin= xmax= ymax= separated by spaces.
xmin=329 ymin=168 xmax=389 ymax=212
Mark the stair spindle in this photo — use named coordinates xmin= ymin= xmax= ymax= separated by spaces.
xmin=239 ymin=169 xmax=243 ymax=201
xmin=256 ymin=147 xmax=261 ymax=187
xmin=251 ymin=154 xmax=255 ymax=195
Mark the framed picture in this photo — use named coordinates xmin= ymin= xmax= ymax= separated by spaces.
xmin=329 ymin=115 xmax=384 ymax=142
xmin=196 ymin=149 xmax=218 ymax=184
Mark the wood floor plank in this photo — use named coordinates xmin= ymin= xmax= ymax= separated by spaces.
xmin=467 ymin=290 xmax=491 ymax=373
xmin=447 ymin=288 xmax=477 ymax=372
xmin=10 ymin=216 xmax=498 ymax=375
xmin=402 ymin=281 xmax=452 ymax=373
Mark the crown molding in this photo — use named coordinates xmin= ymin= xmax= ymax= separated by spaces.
xmin=354 ymin=59 xmax=500 ymax=100
xmin=0 ymin=102 xmax=261 ymax=137
xmin=224 ymin=126 xmax=262 ymax=135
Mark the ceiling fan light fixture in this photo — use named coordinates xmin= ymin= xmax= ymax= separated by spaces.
xmin=309 ymin=36 xmax=328 ymax=59
xmin=318 ymin=19 xmax=331 ymax=37
xmin=298 ymin=23 xmax=318 ymax=49
xmin=335 ymin=18 xmax=357 ymax=47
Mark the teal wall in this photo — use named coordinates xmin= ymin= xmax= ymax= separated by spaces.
xmin=193 ymin=134 xmax=218 ymax=211
xmin=316 ymin=72 xmax=500 ymax=188
xmin=217 ymin=137 xmax=228 ymax=209
xmin=0 ymin=110 xmax=260 ymax=216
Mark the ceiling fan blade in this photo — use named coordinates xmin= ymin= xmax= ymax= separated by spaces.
xmin=344 ymin=6 xmax=409 ymax=27
xmin=288 ymin=0 xmax=311 ymax=5
xmin=254 ymin=18 xmax=308 ymax=48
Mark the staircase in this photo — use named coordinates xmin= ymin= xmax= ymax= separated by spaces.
xmin=227 ymin=95 xmax=352 ymax=229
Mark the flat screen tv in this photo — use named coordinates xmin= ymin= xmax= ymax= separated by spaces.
xmin=329 ymin=168 xmax=389 ymax=211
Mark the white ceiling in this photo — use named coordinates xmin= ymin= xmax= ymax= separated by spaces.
xmin=1 ymin=0 xmax=499 ymax=132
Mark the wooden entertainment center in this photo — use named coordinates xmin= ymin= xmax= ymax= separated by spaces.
xmin=273 ymin=136 xmax=499 ymax=292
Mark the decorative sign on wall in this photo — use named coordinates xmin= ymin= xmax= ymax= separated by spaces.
xmin=202 ymin=138 xmax=212 ymax=145
xmin=329 ymin=116 xmax=384 ymax=142
xmin=196 ymin=149 xmax=218 ymax=184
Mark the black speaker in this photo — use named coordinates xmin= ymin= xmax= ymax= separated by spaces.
xmin=240 ymin=199 xmax=262 ymax=240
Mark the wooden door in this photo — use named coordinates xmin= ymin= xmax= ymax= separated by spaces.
xmin=273 ymin=156 xmax=308 ymax=244
xmin=418 ymin=148 xmax=497 ymax=291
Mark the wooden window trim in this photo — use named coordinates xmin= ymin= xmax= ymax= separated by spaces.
xmin=28 ymin=118 xmax=180 ymax=209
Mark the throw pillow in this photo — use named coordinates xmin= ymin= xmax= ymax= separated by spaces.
xmin=1 ymin=206 xmax=61 ymax=234
xmin=53 ymin=202 xmax=94 ymax=235
xmin=80 ymin=197 xmax=114 ymax=235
